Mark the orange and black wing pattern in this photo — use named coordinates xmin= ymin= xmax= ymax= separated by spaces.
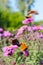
xmin=20 ymin=42 xmax=28 ymax=51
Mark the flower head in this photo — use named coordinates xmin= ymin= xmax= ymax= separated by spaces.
xmin=15 ymin=25 xmax=28 ymax=38
xmin=22 ymin=17 xmax=33 ymax=24
xmin=28 ymin=26 xmax=32 ymax=32
xmin=2 ymin=45 xmax=18 ymax=57
xmin=0 ymin=28 xmax=3 ymax=32
xmin=32 ymin=25 xmax=43 ymax=31
xmin=3 ymin=31 xmax=11 ymax=37
xmin=23 ymin=50 xmax=29 ymax=57
xmin=39 ymin=33 xmax=43 ymax=38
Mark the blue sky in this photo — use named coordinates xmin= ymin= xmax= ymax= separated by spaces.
xmin=9 ymin=0 xmax=43 ymax=21
xmin=9 ymin=0 xmax=18 ymax=11
xmin=32 ymin=0 xmax=43 ymax=21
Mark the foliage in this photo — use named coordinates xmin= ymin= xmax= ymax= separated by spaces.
xmin=34 ymin=20 xmax=43 ymax=25
xmin=0 ymin=0 xmax=11 ymax=11
xmin=0 ymin=10 xmax=24 ymax=30
xmin=0 ymin=9 xmax=43 ymax=31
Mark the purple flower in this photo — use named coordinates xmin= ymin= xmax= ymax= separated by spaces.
xmin=32 ymin=25 xmax=37 ymax=31
xmin=28 ymin=26 xmax=32 ymax=32
xmin=3 ymin=52 xmax=10 ymax=57
xmin=23 ymin=50 xmax=29 ymax=57
xmin=32 ymin=25 xmax=43 ymax=31
xmin=3 ymin=31 xmax=11 ymax=37
xmin=2 ymin=45 xmax=18 ymax=57
xmin=15 ymin=25 xmax=28 ymax=38
xmin=40 ymin=26 xmax=43 ymax=30
xmin=36 ymin=26 xmax=43 ymax=30
xmin=2 ymin=46 xmax=9 ymax=52
xmin=0 ymin=28 xmax=3 ymax=32
xmin=22 ymin=18 xmax=34 ymax=24
xmin=39 ymin=33 xmax=43 ymax=38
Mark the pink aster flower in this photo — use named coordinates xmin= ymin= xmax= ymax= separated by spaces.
xmin=28 ymin=26 xmax=32 ymax=31
xmin=36 ymin=25 xmax=43 ymax=30
xmin=32 ymin=25 xmax=43 ymax=31
xmin=0 ymin=28 xmax=3 ymax=32
xmin=22 ymin=18 xmax=34 ymax=24
xmin=39 ymin=33 xmax=43 ymax=38
xmin=40 ymin=26 xmax=43 ymax=30
xmin=2 ymin=45 xmax=18 ymax=57
xmin=3 ymin=51 xmax=10 ymax=57
xmin=2 ymin=46 xmax=9 ymax=52
xmin=3 ymin=31 xmax=11 ymax=37
xmin=32 ymin=25 xmax=37 ymax=31
xmin=15 ymin=25 xmax=28 ymax=38
xmin=18 ymin=25 xmax=28 ymax=32
xmin=23 ymin=50 xmax=29 ymax=57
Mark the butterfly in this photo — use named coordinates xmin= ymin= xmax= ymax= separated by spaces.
xmin=12 ymin=39 xmax=20 ymax=46
xmin=20 ymin=42 xmax=28 ymax=51
xmin=28 ymin=10 xmax=38 ymax=15
xmin=12 ymin=39 xmax=29 ymax=56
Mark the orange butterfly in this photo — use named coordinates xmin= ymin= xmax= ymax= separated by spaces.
xmin=20 ymin=42 xmax=28 ymax=51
